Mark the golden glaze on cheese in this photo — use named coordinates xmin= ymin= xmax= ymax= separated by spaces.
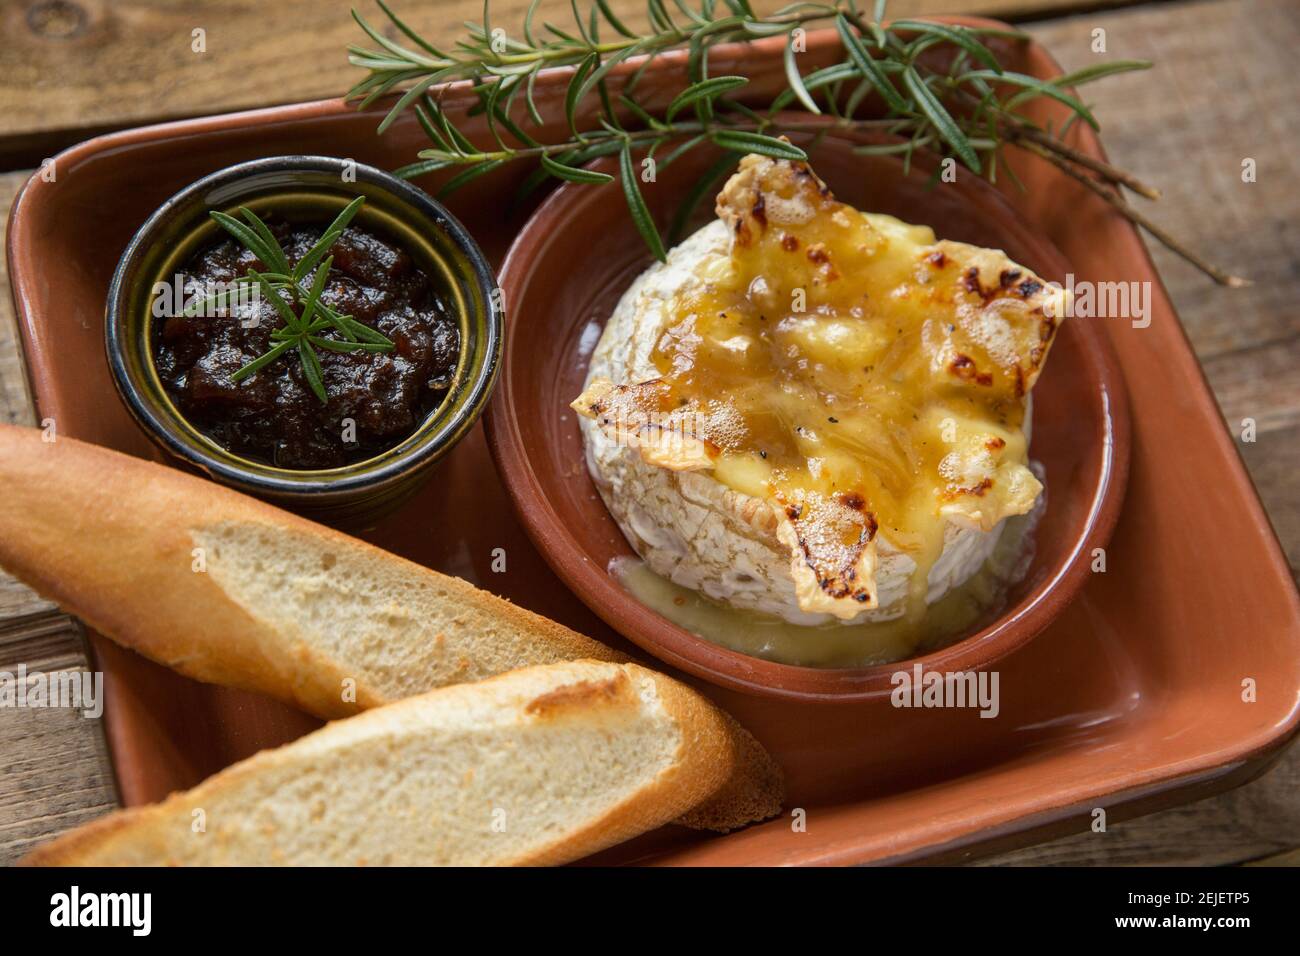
xmin=574 ymin=153 xmax=1066 ymax=624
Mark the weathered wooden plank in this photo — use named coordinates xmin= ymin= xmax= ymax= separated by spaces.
xmin=983 ymin=746 xmax=1300 ymax=865
xmin=0 ymin=169 xmax=53 ymax=633
xmin=0 ymin=171 xmax=37 ymax=427
xmin=0 ymin=617 xmax=120 ymax=866
xmin=1237 ymin=424 xmax=1300 ymax=583
xmin=0 ymin=0 xmax=1143 ymax=167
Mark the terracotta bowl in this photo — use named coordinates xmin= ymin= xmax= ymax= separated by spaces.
xmin=486 ymin=130 xmax=1130 ymax=701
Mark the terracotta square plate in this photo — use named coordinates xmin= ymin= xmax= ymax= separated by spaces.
xmin=7 ymin=21 xmax=1300 ymax=865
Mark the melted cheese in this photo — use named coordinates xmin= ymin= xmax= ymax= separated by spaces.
xmin=574 ymin=153 xmax=1066 ymax=623
xmin=611 ymin=486 xmax=1042 ymax=668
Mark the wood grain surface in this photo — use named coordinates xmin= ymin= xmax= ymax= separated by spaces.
xmin=0 ymin=0 xmax=1296 ymax=866
xmin=0 ymin=0 xmax=1111 ymax=165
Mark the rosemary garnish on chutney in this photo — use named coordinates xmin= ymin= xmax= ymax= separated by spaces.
xmin=186 ymin=196 xmax=397 ymax=404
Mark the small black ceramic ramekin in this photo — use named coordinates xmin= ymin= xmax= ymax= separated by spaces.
xmin=106 ymin=156 xmax=502 ymax=524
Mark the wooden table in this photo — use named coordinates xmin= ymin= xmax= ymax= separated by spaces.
xmin=1 ymin=0 xmax=1296 ymax=866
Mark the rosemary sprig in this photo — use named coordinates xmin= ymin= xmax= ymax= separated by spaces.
xmin=187 ymin=196 xmax=396 ymax=403
xmin=347 ymin=0 xmax=1247 ymax=286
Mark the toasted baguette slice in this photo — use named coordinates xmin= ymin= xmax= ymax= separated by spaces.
xmin=0 ymin=424 xmax=622 ymax=719
xmin=22 ymin=660 xmax=784 ymax=865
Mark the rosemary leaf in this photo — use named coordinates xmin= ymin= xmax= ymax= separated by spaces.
xmin=486 ymin=96 xmax=543 ymax=147
xmin=854 ymin=138 xmax=929 ymax=156
xmin=523 ymin=0 xmax=541 ymax=46
xmin=575 ymin=42 xmax=646 ymax=109
xmin=293 ymin=196 xmax=366 ymax=282
xmin=230 ymin=338 xmax=296 ymax=383
xmin=1038 ymin=59 xmax=1152 ymax=90
xmin=437 ymin=158 xmax=507 ymax=196
xmin=564 ymin=137 xmax=629 ymax=164
xmin=521 ymin=67 xmax=543 ymax=125
xmin=889 ymin=21 xmax=1002 ymax=74
xmin=962 ymin=70 xmax=1100 ymax=129
xmin=179 ymin=285 xmax=243 ymax=319
xmin=742 ymin=20 xmax=791 ymax=37
xmin=1003 ymin=60 xmax=1151 ymax=115
xmin=299 ymin=257 xmax=333 ymax=328
xmin=619 ymin=141 xmax=666 ymax=262
xmin=541 ymin=152 xmax=617 ymax=183
xmin=354 ymin=68 xmax=427 ymax=110
xmin=375 ymin=0 xmax=447 ymax=58
xmin=238 ymin=209 xmax=291 ymax=274
xmin=330 ymin=313 xmax=396 ymax=347
xmin=307 ymin=335 xmax=394 ymax=353
xmin=903 ymin=66 xmax=980 ymax=171
xmin=835 ymin=14 xmax=907 ymax=113
xmin=248 ymin=269 xmax=303 ymax=333
xmin=671 ymin=0 xmax=708 ymax=26
xmin=210 ymin=212 xmax=283 ymax=273
xmin=844 ymin=75 xmax=874 ymax=115
xmin=565 ymin=53 xmax=600 ymax=140
xmin=544 ymin=20 xmax=581 ymax=45
xmin=297 ymin=340 xmax=329 ymax=404
xmin=647 ymin=0 xmax=677 ymax=33
xmin=436 ymin=102 xmax=480 ymax=155
xmin=771 ymin=61 xmax=857 ymax=111
xmin=665 ymin=76 xmax=747 ymax=121
xmin=619 ymin=93 xmax=667 ymax=129
xmin=658 ymin=132 xmax=708 ymax=169
xmin=379 ymin=67 xmax=462 ymax=134
xmin=710 ymin=129 xmax=808 ymax=161
xmin=594 ymin=0 xmax=637 ymax=38
xmin=668 ymin=152 xmax=736 ymax=246
xmin=413 ymin=101 xmax=454 ymax=152
xmin=394 ymin=158 xmax=456 ymax=179
xmin=350 ymin=8 xmax=439 ymax=68
xmin=783 ymin=33 xmax=820 ymax=115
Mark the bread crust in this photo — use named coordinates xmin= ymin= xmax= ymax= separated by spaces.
xmin=0 ymin=424 xmax=623 ymax=718
xmin=21 ymin=661 xmax=783 ymax=866
xmin=0 ymin=427 xmax=782 ymax=844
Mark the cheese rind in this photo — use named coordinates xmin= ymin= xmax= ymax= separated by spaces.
xmin=575 ymin=154 xmax=1063 ymax=630
xmin=580 ymin=222 xmax=1008 ymax=625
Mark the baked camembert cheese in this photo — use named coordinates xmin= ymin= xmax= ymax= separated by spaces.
xmin=573 ymin=152 xmax=1068 ymax=650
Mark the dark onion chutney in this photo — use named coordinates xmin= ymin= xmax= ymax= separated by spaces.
xmin=154 ymin=217 xmax=459 ymax=469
